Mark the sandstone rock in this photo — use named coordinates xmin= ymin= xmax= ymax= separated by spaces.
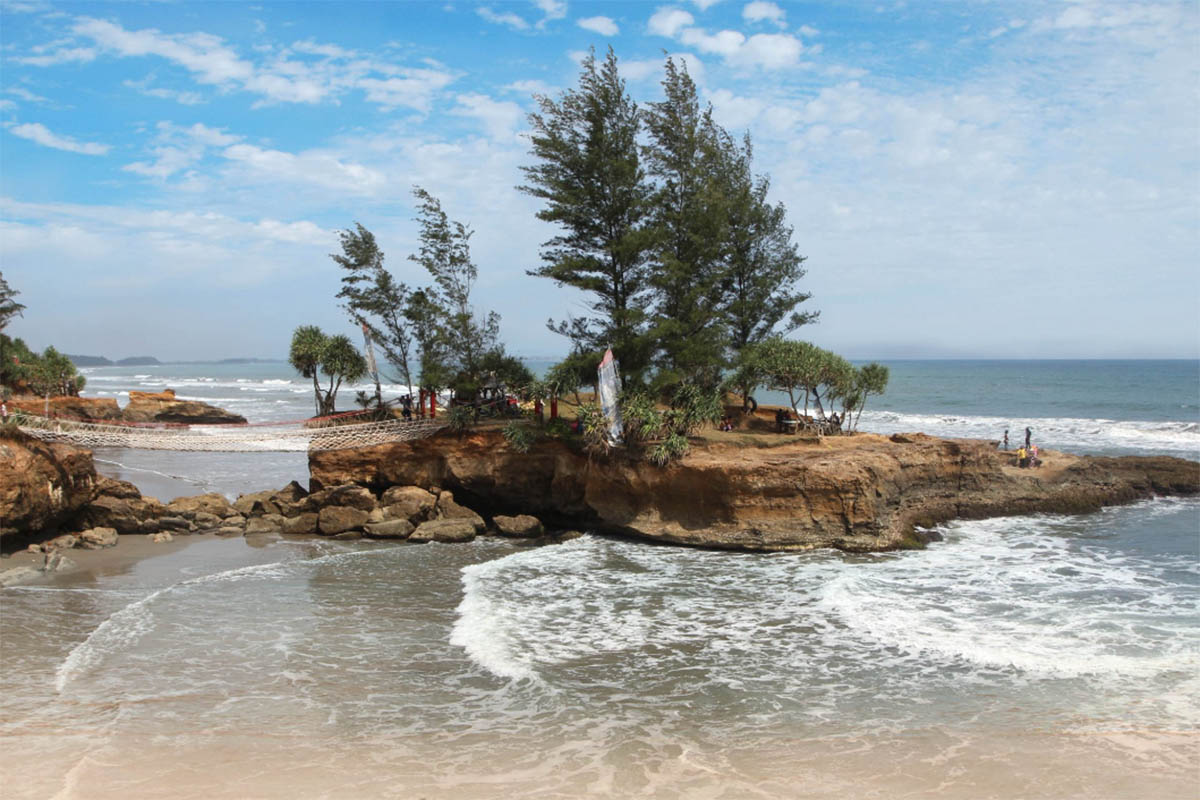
xmin=245 ymin=515 xmax=283 ymax=535
xmin=324 ymin=485 xmax=378 ymax=512
xmin=167 ymin=493 xmax=237 ymax=519
xmin=380 ymin=486 xmax=436 ymax=517
xmin=318 ymin=505 xmax=370 ymax=535
xmin=271 ymin=481 xmax=308 ymax=506
xmin=363 ymin=519 xmax=414 ymax=539
xmin=7 ymin=394 xmax=123 ymax=421
xmin=77 ymin=527 xmax=118 ymax=549
xmin=311 ymin=429 xmax=1200 ymax=553
xmin=149 ymin=532 xmax=173 ymax=543
xmin=233 ymin=490 xmax=280 ymax=518
xmin=410 ymin=518 xmax=477 ymax=543
xmin=492 ymin=514 xmax=544 ymax=537
xmin=122 ymin=389 xmax=246 ymax=425
xmin=281 ymin=513 xmax=318 ymax=534
xmin=225 ymin=514 xmax=247 ymax=527
xmin=95 ymin=476 xmax=143 ymax=500
xmin=0 ymin=430 xmax=97 ymax=538
xmin=332 ymin=531 xmax=362 ymax=540
xmin=85 ymin=496 xmax=144 ymax=534
xmin=215 ymin=527 xmax=243 ymax=537
xmin=556 ymin=530 xmax=585 ymax=542
xmin=155 ymin=516 xmax=193 ymax=532
xmin=45 ymin=534 xmax=77 ymax=551
xmin=192 ymin=511 xmax=223 ymax=529
xmin=435 ymin=491 xmax=485 ymax=533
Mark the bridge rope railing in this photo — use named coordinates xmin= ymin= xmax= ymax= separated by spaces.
xmin=10 ymin=411 xmax=447 ymax=452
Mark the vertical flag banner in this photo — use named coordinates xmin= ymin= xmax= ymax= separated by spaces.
xmin=597 ymin=348 xmax=623 ymax=445
xmin=361 ymin=323 xmax=379 ymax=382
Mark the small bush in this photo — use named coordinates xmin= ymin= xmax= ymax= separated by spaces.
xmin=446 ymin=404 xmax=474 ymax=433
xmin=502 ymin=421 xmax=540 ymax=453
xmin=575 ymin=402 xmax=611 ymax=451
xmin=648 ymin=432 xmax=689 ymax=466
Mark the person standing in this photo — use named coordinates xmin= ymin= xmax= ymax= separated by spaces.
xmin=1002 ymin=429 xmax=1009 ymax=450
xmin=1024 ymin=426 xmax=1032 ymax=449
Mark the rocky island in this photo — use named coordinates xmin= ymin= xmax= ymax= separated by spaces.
xmin=7 ymin=419 xmax=1196 ymax=561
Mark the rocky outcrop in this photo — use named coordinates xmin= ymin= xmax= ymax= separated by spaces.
xmin=0 ymin=428 xmax=98 ymax=540
xmin=309 ymin=429 xmax=1200 ymax=552
xmin=121 ymin=389 xmax=246 ymax=425
xmin=493 ymin=514 xmax=544 ymax=537
xmin=7 ymin=395 xmax=123 ymax=421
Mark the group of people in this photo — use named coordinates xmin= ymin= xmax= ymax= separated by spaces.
xmin=1001 ymin=426 xmax=1042 ymax=468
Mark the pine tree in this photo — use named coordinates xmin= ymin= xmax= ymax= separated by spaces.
xmin=331 ymin=223 xmax=416 ymax=397
xmin=643 ymin=58 xmax=732 ymax=392
xmin=720 ymin=134 xmax=818 ymax=403
xmin=0 ymin=272 xmax=25 ymax=332
xmin=520 ymin=47 xmax=655 ymax=385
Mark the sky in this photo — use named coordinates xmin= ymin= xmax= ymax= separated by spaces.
xmin=1 ymin=0 xmax=1197 ymax=362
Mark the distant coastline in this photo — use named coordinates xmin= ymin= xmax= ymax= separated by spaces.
xmin=68 ymin=355 xmax=285 ymax=367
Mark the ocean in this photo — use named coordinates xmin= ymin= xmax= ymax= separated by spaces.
xmin=1 ymin=359 xmax=1196 ymax=798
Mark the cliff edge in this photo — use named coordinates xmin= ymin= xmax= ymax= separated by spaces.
xmin=309 ymin=430 xmax=1199 ymax=551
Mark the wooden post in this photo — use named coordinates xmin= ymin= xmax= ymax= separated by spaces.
xmin=418 ymin=389 xmax=426 ymax=418
xmin=430 ymin=393 xmax=437 ymax=419
xmin=550 ymin=396 xmax=558 ymax=420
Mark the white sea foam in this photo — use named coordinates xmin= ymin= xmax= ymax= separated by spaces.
xmin=860 ymin=410 xmax=1200 ymax=456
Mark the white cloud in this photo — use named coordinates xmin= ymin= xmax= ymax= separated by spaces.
xmin=504 ymin=78 xmax=555 ymax=96
xmin=691 ymin=0 xmax=722 ymax=10
xmin=577 ymin=16 xmax=619 ymax=36
xmin=477 ymin=7 xmax=530 ymax=30
xmin=5 ymin=87 xmax=52 ymax=104
xmin=22 ymin=17 xmax=456 ymax=111
xmin=123 ymin=121 xmax=241 ymax=178
xmin=743 ymin=2 xmax=785 ymax=27
xmin=651 ymin=8 xmax=803 ymax=69
xmin=221 ymin=143 xmax=387 ymax=194
xmin=7 ymin=122 xmax=110 ymax=155
xmin=533 ymin=0 xmax=567 ymax=25
xmin=453 ymin=93 xmax=524 ymax=139
xmin=648 ymin=8 xmax=695 ymax=38
xmin=0 ymin=100 xmax=16 ymax=112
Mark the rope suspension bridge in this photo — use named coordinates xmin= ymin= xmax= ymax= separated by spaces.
xmin=12 ymin=411 xmax=447 ymax=453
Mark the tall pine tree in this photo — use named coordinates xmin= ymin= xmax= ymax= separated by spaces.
xmin=643 ymin=58 xmax=732 ymax=392
xmin=520 ymin=47 xmax=655 ymax=385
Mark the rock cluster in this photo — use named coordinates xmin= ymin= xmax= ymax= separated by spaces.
xmin=120 ymin=389 xmax=247 ymax=425
xmin=309 ymin=429 xmax=1200 ymax=552
xmin=8 ymin=389 xmax=246 ymax=425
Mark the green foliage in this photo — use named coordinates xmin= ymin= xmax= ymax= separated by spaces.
xmin=0 ymin=335 xmax=85 ymax=397
xmin=288 ymin=326 xmax=367 ymax=416
xmin=648 ymin=432 xmax=689 ymax=467
xmin=332 ymin=223 xmax=416 ymax=395
xmin=408 ymin=187 xmax=512 ymax=403
xmin=446 ymin=403 xmax=475 ymax=434
xmin=544 ymin=416 xmax=572 ymax=438
xmin=846 ymin=362 xmax=889 ymax=431
xmin=619 ymin=390 xmax=663 ymax=446
xmin=520 ymin=47 xmax=656 ymax=385
xmin=574 ymin=402 xmax=610 ymax=451
xmin=502 ymin=421 xmax=540 ymax=452
xmin=0 ymin=273 xmax=25 ymax=332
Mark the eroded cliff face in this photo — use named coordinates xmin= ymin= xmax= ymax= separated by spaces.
xmin=0 ymin=429 xmax=98 ymax=538
xmin=309 ymin=430 xmax=1199 ymax=551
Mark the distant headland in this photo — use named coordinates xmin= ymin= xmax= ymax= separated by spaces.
xmin=65 ymin=355 xmax=284 ymax=367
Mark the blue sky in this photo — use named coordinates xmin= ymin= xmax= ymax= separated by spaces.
xmin=1 ymin=0 xmax=1196 ymax=361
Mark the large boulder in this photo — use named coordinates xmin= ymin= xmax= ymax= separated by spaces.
xmin=84 ymin=494 xmax=165 ymax=534
xmin=77 ymin=527 xmax=118 ymax=549
xmin=380 ymin=486 xmax=436 ymax=520
xmin=492 ymin=514 xmax=544 ymax=537
xmin=305 ymin=484 xmax=377 ymax=513
xmin=0 ymin=429 xmax=98 ymax=538
xmin=233 ymin=490 xmax=280 ymax=518
xmin=318 ymin=506 xmax=370 ymax=535
xmin=363 ymin=519 xmax=414 ymax=539
xmin=281 ymin=513 xmax=318 ymax=534
xmin=167 ymin=493 xmax=238 ymax=519
xmin=435 ymin=491 xmax=485 ymax=533
xmin=410 ymin=518 xmax=477 ymax=543
xmin=122 ymin=389 xmax=246 ymax=425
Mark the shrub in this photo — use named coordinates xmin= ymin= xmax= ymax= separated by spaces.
xmin=502 ymin=421 xmax=540 ymax=453
xmin=446 ymin=404 xmax=474 ymax=433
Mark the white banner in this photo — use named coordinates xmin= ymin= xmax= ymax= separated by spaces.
xmin=597 ymin=348 xmax=623 ymax=445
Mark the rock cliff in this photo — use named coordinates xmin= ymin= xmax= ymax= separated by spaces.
xmin=7 ymin=395 xmax=123 ymax=420
xmin=309 ymin=430 xmax=1199 ymax=551
xmin=121 ymin=389 xmax=246 ymax=425
xmin=0 ymin=428 xmax=98 ymax=539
